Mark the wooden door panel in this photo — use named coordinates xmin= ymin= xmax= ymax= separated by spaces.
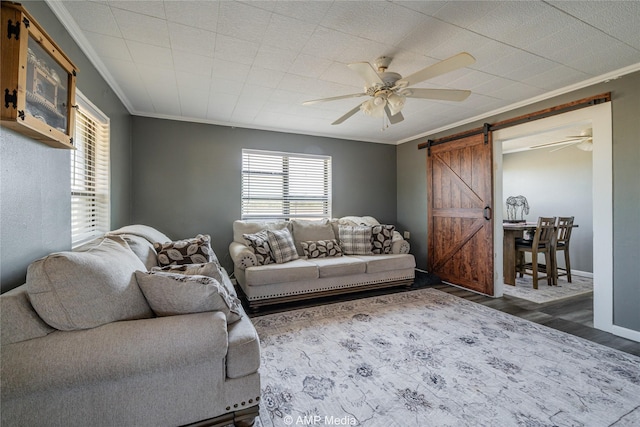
xmin=428 ymin=132 xmax=494 ymax=295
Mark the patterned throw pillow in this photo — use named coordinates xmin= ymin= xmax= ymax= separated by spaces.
xmin=135 ymin=271 xmax=242 ymax=323
xmin=153 ymin=234 xmax=215 ymax=267
xmin=301 ymin=239 xmax=343 ymax=258
xmin=339 ymin=225 xmax=373 ymax=255
xmin=150 ymin=261 xmax=236 ymax=297
xmin=266 ymin=228 xmax=299 ymax=264
xmin=243 ymin=230 xmax=274 ymax=265
xmin=371 ymin=224 xmax=395 ymax=254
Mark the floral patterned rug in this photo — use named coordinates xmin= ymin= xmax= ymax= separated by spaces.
xmin=503 ymin=274 xmax=593 ymax=304
xmin=251 ymin=288 xmax=639 ymax=427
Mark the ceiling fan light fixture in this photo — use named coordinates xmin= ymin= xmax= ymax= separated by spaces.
xmin=305 ymin=52 xmax=475 ymax=126
xmin=576 ymin=140 xmax=593 ymax=151
xmin=360 ymin=98 xmax=386 ymax=118
xmin=373 ymin=96 xmax=386 ymax=106
xmin=387 ymin=93 xmax=405 ymax=115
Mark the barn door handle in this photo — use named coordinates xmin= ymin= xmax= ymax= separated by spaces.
xmin=483 ymin=206 xmax=492 ymax=220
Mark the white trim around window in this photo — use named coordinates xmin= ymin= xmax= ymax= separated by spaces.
xmin=242 ymin=149 xmax=332 ymax=221
xmin=71 ymin=90 xmax=110 ymax=247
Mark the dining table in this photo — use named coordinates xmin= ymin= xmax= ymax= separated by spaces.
xmin=503 ymin=222 xmax=538 ymax=286
xmin=503 ymin=221 xmax=579 ymax=286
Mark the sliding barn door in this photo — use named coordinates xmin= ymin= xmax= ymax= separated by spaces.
xmin=427 ymin=132 xmax=494 ymax=295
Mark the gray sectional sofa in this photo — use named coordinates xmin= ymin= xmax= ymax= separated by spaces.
xmin=1 ymin=225 xmax=260 ymax=427
xmin=229 ymin=216 xmax=415 ymax=310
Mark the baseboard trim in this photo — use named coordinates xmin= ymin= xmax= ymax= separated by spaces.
xmin=609 ymin=325 xmax=640 ymax=343
xmin=571 ymin=269 xmax=593 ymax=278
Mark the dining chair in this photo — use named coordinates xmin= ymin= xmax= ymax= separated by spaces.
xmin=552 ymin=216 xmax=575 ymax=284
xmin=516 ymin=217 xmax=556 ymax=289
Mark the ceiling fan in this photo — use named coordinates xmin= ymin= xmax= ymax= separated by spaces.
xmin=530 ymin=129 xmax=593 ymax=152
xmin=303 ymin=52 xmax=476 ymax=126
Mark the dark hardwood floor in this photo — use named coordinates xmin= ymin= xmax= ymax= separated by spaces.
xmin=432 ymin=283 xmax=640 ymax=357
xmin=245 ymin=270 xmax=640 ymax=357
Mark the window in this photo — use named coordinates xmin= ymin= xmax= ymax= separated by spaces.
xmin=242 ymin=149 xmax=331 ymax=220
xmin=71 ymin=91 xmax=110 ymax=247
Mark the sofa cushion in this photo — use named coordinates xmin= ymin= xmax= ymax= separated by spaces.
xmin=109 ymin=224 xmax=172 ymax=246
xmin=244 ymin=259 xmax=318 ymax=286
xmin=352 ymin=254 xmax=416 ymax=273
xmin=2 ymin=312 xmax=229 ymax=397
xmin=26 ymin=236 xmax=153 ymax=331
xmin=371 ymin=224 xmax=396 ymax=254
xmin=135 ymin=271 xmax=242 ymax=323
xmin=233 ymin=220 xmax=288 ymax=244
xmin=226 ymin=315 xmax=261 ymax=379
xmin=338 ymin=215 xmax=380 ymax=226
xmin=153 ymin=234 xmax=215 ymax=267
xmin=151 ymin=261 xmax=236 ymax=297
xmin=243 ymin=230 xmax=274 ymax=265
xmin=108 ymin=224 xmax=173 ymax=269
xmin=1 ymin=285 xmax=55 ymax=346
xmin=290 ymin=219 xmax=336 ymax=255
xmin=117 ymin=234 xmax=159 ymax=270
xmin=266 ymin=228 xmax=299 ymax=264
xmin=339 ymin=225 xmax=373 ymax=255
xmin=301 ymin=239 xmax=343 ymax=258
xmin=307 ymin=257 xmax=366 ymax=278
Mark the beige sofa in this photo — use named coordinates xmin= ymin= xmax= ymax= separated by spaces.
xmin=1 ymin=225 xmax=260 ymax=427
xmin=229 ymin=216 xmax=415 ymax=310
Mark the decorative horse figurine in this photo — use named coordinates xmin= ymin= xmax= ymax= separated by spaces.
xmin=506 ymin=195 xmax=529 ymax=221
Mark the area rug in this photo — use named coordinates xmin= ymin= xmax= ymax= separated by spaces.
xmin=503 ymin=275 xmax=593 ymax=304
xmin=251 ymin=288 xmax=639 ymax=427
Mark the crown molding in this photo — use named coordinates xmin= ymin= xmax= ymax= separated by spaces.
xmin=396 ymin=62 xmax=640 ymax=145
xmin=45 ymin=0 xmax=135 ymax=114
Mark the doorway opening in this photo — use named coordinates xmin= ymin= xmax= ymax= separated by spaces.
xmin=491 ymin=102 xmax=624 ymax=339
xmin=501 ymin=121 xmax=594 ymax=316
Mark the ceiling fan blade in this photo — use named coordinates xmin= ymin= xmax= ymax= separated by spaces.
xmin=348 ymin=62 xmax=385 ymax=87
xmin=303 ymin=92 xmax=367 ymax=105
xmin=331 ymin=103 xmax=363 ymax=125
xmin=530 ymin=138 xmax=584 ymax=149
xmin=395 ymin=52 xmax=476 ymax=88
xmin=550 ymin=141 xmax=582 ymax=153
xmin=385 ymin=106 xmax=404 ymax=124
xmin=402 ymin=88 xmax=471 ymax=102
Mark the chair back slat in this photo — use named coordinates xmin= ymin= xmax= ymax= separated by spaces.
xmin=556 ymin=216 xmax=574 ymax=245
xmin=532 ymin=216 xmax=556 ymax=248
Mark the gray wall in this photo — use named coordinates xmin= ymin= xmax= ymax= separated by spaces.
xmin=131 ymin=117 xmax=398 ymax=271
xmin=503 ymin=149 xmax=593 ymax=273
xmin=397 ymin=70 xmax=640 ymax=332
xmin=0 ymin=1 xmax=132 ymax=293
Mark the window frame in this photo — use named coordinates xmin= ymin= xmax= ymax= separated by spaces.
xmin=70 ymin=90 xmax=110 ymax=247
xmin=241 ymin=149 xmax=332 ymax=221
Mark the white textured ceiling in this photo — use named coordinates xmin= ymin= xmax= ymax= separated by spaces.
xmin=48 ymin=1 xmax=640 ymax=144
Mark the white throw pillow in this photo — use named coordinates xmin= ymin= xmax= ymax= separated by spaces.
xmin=135 ymin=271 xmax=242 ymax=323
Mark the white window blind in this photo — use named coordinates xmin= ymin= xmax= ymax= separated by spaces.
xmin=71 ymin=92 xmax=110 ymax=247
xmin=242 ymin=149 xmax=331 ymax=220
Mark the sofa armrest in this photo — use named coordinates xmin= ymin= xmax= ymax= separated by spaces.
xmin=229 ymin=241 xmax=257 ymax=270
xmin=1 ymin=312 xmax=229 ymax=398
xmin=391 ymin=231 xmax=410 ymax=254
